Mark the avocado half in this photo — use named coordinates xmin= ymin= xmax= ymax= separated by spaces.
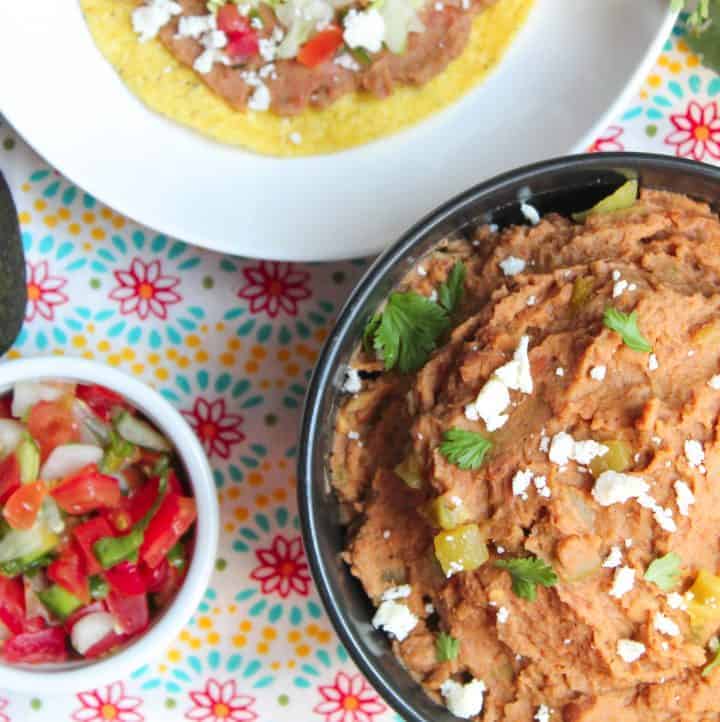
xmin=0 ymin=173 xmax=26 ymax=356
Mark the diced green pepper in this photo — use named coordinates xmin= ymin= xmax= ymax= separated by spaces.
xmin=572 ymin=180 xmax=638 ymax=222
xmin=394 ymin=452 xmax=423 ymax=489
xmin=16 ymin=434 xmax=40 ymax=484
xmin=37 ymin=584 xmax=83 ymax=620
xmin=94 ymin=528 xmax=143 ymax=570
xmin=570 ymin=276 xmax=594 ymax=313
xmin=425 ymin=494 xmax=472 ymax=531
xmin=100 ymin=431 xmax=136 ymax=474
xmin=589 ymin=440 xmax=633 ymax=477
xmin=433 ymin=524 xmax=488 ymax=577
xmin=0 ymin=551 xmax=54 ymax=578
xmin=89 ymin=574 xmax=109 ymax=600
xmin=167 ymin=541 xmax=186 ymax=570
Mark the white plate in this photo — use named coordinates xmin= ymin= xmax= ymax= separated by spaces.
xmin=0 ymin=1 xmax=675 ymax=261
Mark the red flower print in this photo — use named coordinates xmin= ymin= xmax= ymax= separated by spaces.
xmin=314 ymin=672 xmax=386 ymax=722
xmin=0 ymin=698 xmax=9 ymax=722
xmin=237 ymin=262 xmax=311 ymax=318
xmin=186 ymin=679 xmax=257 ymax=722
xmin=250 ymin=534 xmax=311 ymax=597
xmin=109 ymin=257 xmax=181 ymax=320
xmin=25 ymin=260 xmax=68 ymax=322
xmin=665 ymin=100 xmax=720 ymax=161
xmin=589 ymin=125 xmax=625 ymax=153
xmin=182 ymin=398 xmax=245 ymax=460
xmin=72 ymin=682 xmax=143 ymax=722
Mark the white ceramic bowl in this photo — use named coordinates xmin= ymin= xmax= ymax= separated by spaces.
xmin=0 ymin=356 xmax=218 ymax=694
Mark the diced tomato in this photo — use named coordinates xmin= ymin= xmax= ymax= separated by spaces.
xmin=26 ymin=399 xmax=80 ymax=460
xmin=0 ymin=453 xmax=21 ymax=505
xmin=84 ymin=629 xmax=127 ymax=659
xmin=0 ymin=576 xmax=25 ymax=635
xmin=73 ymin=516 xmax=115 ymax=575
xmin=140 ymin=558 xmax=169 ymax=594
xmin=0 ymin=396 xmax=12 ymax=419
xmin=225 ymin=32 xmax=259 ymax=59
xmin=149 ymin=563 xmax=184 ymax=608
xmin=106 ymin=561 xmax=146 ymax=596
xmin=22 ymin=616 xmax=47 ymax=634
xmin=140 ymin=494 xmax=197 ymax=569
xmin=216 ymin=3 xmax=250 ymax=33
xmin=47 ymin=541 xmax=89 ymax=604
xmin=51 ymin=464 xmax=121 ymax=514
xmin=3 ymin=626 xmax=68 ymax=663
xmin=167 ymin=470 xmax=185 ymax=496
xmin=124 ymin=476 xmax=159 ymax=525
xmin=76 ymin=384 xmax=129 ymax=423
xmin=297 ymin=25 xmax=343 ymax=67
xmin=3 ymin=481 xmax=47 ymax=530
xmin=106 ymin=590 xmax=148 ymax=635
xmin=105 ymin=508 xmax=132 ymax=533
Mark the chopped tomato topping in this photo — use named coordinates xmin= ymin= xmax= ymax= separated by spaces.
xmin=0 ymin=396 xmax=12 ymax=418
xmin=26 ymin=399 xmax=80 ymax=460
xmin=0 ymin=576 xmax=26 ymax=635
xmin=0 ymin=453 xmax=21 ymax=505
xmin=216 ymin=3 xmax=250 ymax=33
xmin=216 ymin=4 xmax=259 ymax=58
xmin=76 ymin=384 xmax=129 ymax=422
xmin=47 ymin=541 xmax=90 ymax=604
xmin=3 ymin=480 xmax=47 ymax=530
xmin=106 ymin=561 xmax=147 ymax=596
xmin=297 ymin=25 xmax=343 ymax=68
xmin=106 ymin=590 xmax=148 ymax=636
xmin=3 ymin=626 xmax=68 ymax=663
xmin=51 ymin=464 xmax=121 ymax=514
xmin=141 ymin=494 xmax=196 ymax=569
xmin=73 ymin=516 xmax=115 ymax=576
xmin=226 ymin=32 xmax=260 ymax=59
xmin=140 ymin=558 xmax=169 ymax=594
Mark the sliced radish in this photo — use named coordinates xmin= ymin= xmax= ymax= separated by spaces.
xmin=0 ymin=419 xmax=24 ymax=457
xmin=40 ymin=444 xmax=103 ymax=481
xmin=11 ymin=381 xmax=74 ymax=419
xmin=73 ymin=399 xmax=110 ymax=445
xmin=70 ymin=611 xmax=117 ymax=655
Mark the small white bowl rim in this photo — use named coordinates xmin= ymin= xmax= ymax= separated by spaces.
xmin=0 ymin=357 xmax=218 ymax=694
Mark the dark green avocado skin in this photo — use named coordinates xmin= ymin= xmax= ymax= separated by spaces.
xmin=0 ymin=172 xmax=26 ymax=356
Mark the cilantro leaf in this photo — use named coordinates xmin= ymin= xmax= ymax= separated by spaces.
xmin=439 ymin=429 xmax=492 ymax=470
xmin=644 ymin=552 xmax=681 ymax=591
xmin=703 ymin=643 xmax=720 ymax=677
xmin=362 ymin=313 xmax=381 ymax=354
xmin=435 ymin=632 xmax=460 ymax=662
xmin=494 ymin=556 xmax=558 ymax=602
xmin=603 ymin=307 xmax=653 ymax=353
xmin=438 ymin=262 xmax=466 ymax=315
xmin=370 ymin=292 xmax=450 ymax=373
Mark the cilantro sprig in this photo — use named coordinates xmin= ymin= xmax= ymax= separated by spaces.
xmin=439 ymin=429 xmax=492 ymax=470
xmin=438 ymin=262 xmax=466 ymax=316
xmin=495 ymin=556 xmax=558 ymax=602
xmin=644 ymin=552 xmax=682 ymax=591
xmin=435 ymin=632 xmax=460 ymax=662
xmin=603 ymin=307 xmax=653 ymax=353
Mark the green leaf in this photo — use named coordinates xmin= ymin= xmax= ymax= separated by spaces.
xmin=438 ymin=262 xmax=466 ymax=315
xmin=439 ymin=429 xmax=492 ymax=470
xmin=686 ymin=0 xmax=720 ymax=73
xmin=603 ymin=307 xmax=653 ymax=353
xmin=371 ymin=292 xmax=450 ymax=373
xmin=495 ymin=556 xmax=558 ymax=602
xmin=703 ymin=644 xmax=720 ymax=677
xmin=435 ymin=632 xmax=460 ymax=662
xmin=362 ymin=314 xmax=381 ymax=355
xmin=644 ymin=552 xmax=681 ymax=591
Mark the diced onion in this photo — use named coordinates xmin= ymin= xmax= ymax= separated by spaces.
xmin=11 ymin=381 xmax=73 ymax=419
xmin=40 ymin=444 xmax=103 ymax=482
xmin=0 ymin=419 xmax=24 ymax=458
xmin=73 ymin=399 xmax=110 ymax=445
xmin=115 ymin=412 xmax=170 ymax=452
xmin=70 ymin=612 xmax=116 ymax=655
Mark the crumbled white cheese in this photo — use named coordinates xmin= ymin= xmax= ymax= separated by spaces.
xmin=496 ymin=545 xmax=505 ymax=554
xmin=617 ymin=639 xmax=646 ymax=663
xmin=590 ymin=365 xmax=607 ymax=381
xmin=499 ymin=256 xmax=526 ymax=276
xmin=555 ymin=367 xmax=565 ymax=377
xmin=526 ymin=295 xmax=536 ymax=306
xmin=382 ymin=530 xmax=391 ymax=539
xmin=381 ymin=585 xmax=411 ymax=601
xmin=674 ymin=480 xmax=695 ymax=517
xmin=684 ymin=439 xmax=705 ymax=469
xmin=651 ymin=503 xmax=677 ymax=533
xmin=343 ymin=8 xmax=385 ymax=53
xmin=533 ymin=474 xmax=550 ymax=498
xmin=494 ymin=335 xmax=533 ymax=394
xmin=609 ymin=566 xmax=635 ymax=599
xmin=548 ymin=432 xmax=608 ymax=467
xmin=709 ymin=374 xmax=720 ymax=390
xmin=416 ymin=265 xmax=428 ymax=277
xmin=648 ymin=353 xmax=659 ymax=372
xmin=132 ymin=0 xmax=182 ymax=42
xmin=176 ymin=13 xmax=216 ymax=38
xmin=612 ymin=270 xmax=621 ymax=282
xmin=652 ymin=436 xmax=662 ymax=446
xmin=464 ymin=378 xmax=510 ymax=431
xmin=625 ymin=538 xmax=633 ymax=548
xmin=248 ymin=82 xmax=271 ymax=111
xmin=512 ymin=470 xmax=533 ymax=500
xmin=347 ymin=431 xmax=360 ymax=440
xmin=592 ymin=471 xmax=649 ymax=506
xmin=613 ymin=279 xmax=629 ymax=298
xmin=372 ymin=600 xmax=418 ymax=641
xmin=520 ymin=203 xmax=541 ymax=225
xmin=193 ymin=27 xmax=229 ymax=74
xmin=710 ymin=636 xmax=719 ymax=653
xmin=440 ymin=679 xmax=486 ymax=719
xmin=654 ymin=612 xmax=680 ymax=637
xmin=628 ymin=283 xmax=637 ymax=292
xmin=342 ymin=366 xmax=362 ymax=394
xmin=667 ymin=592 xmax=687 ymax=610
xmin=334 ymin=53 xmax=361 ymax=71
xmin=534 ymin=705 xmax=552 ymax=722
xmin=497 ymin=606 xmax=509 ymax=624
xmin=447 ymin=560 xmax=464 ymax=578
xmin=603 ymin=546 xmax=623 ymax=569
xmin=539 ymin=433 xmax=550 ymax=453
xmin=425 ymin=602 xmax=435 ymax=614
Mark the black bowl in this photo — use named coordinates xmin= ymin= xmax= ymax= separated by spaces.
xmin=297 ymin=152 xmax=720 ymax=722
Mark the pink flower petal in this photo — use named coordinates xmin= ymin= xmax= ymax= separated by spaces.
xmin=250 ymin=566 xmax=280 ymax=581
xmin=189 ymin=691 xmax=214 ymax=709
xmin=186 ymin=707 xmax=213 ymax=721
xmin=72 ymin=708 xmax=102 ymax=722
xmin=703 ymin=102 xmax=717 ymax=126
xmin=689 ymin=100 xmax=704 ymax=125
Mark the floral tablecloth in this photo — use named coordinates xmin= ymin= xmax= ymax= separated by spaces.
xmin=0 ymin=17 xmax=718 ymax=722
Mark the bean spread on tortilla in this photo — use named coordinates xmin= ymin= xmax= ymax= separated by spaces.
xmin=332 ymin=184 xmax=720 ymax=720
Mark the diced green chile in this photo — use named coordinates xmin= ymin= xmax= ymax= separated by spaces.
xmin=100 ymin=431 xmax=136 ymax=474
xmin=167 ymin=541 xmax=185 ymax=570
xmin=17 ymin=434 xmax=40 ymax=484
xmin=89 ymin=574 xmax=109 ymax=600
xmin=37 ymin=584 xmax=83 ymax=620
xmin=0 ymin=551 xmax=54 ymax=578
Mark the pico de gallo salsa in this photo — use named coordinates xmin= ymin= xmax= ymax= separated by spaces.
xmin=0 ymin=380 xmax=197 ymax=664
